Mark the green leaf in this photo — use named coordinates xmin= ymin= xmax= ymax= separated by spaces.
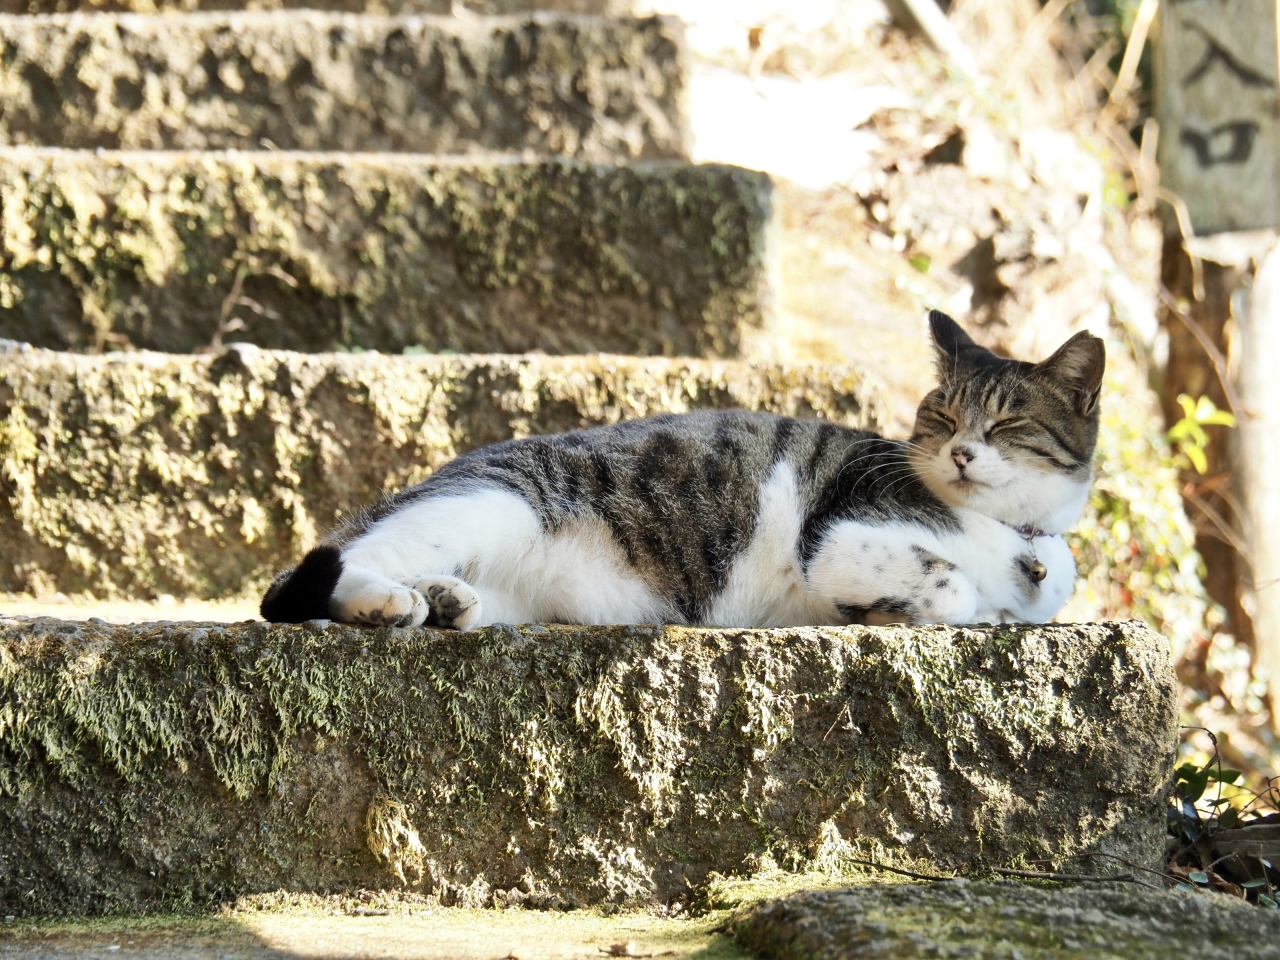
xmin=908 ymin=254 xmax=931 ymax=274
xmin=1218 ymin=807 xmax=1240 ymax=829
xmin=1210 ymin=768 xmax=1243 ymax=784
xmin=1183 ymin=443 xmax=1208 ymax=475
xmin=1189 ymin=871 xmax=1209 ymax=884
xmin=1175 ymin=883 xmax=1196 ymax=893
xmin=1241 ymin=879 xmax=1268 ymax=889
xmin=1199 ymin=410 xmax=1237 ymax=428
xmin=1260 ymin=894 xmax=1278 ymax=908
xmin=1261 ymin=859 xmax=1273 ymax=869
xmin=1179 ymin=772 xmax=1209 ymax=803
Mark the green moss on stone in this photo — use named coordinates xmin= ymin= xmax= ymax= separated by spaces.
xmin=0 ymin=346 xmax=881 ymax=597
xmin=0 ymin=151 xmax=767 ymax=356
xmin=0 ymin=618 xmax=1176 ymax=915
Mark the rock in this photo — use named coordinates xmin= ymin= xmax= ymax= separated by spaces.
xmin=0 ymin=13 xmax=685 ymax=158
xmin=0 ymin=619 xmax=1176 ymax=914
xmin=734 ymin=880 xmax=1280 ymax=959
xmin=0 ymin=150 xmax=771 ymax=355
xmin=0 ymin=348 xmax=881 ymax=597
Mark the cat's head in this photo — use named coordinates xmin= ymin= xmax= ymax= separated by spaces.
xmin=907 ymin=310 xmax=1105 ymax=533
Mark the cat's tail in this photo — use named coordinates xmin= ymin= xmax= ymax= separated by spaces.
xmin=260 ymin=544 xmax=344 ymax=623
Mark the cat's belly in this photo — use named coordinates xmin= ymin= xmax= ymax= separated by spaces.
xmin=704 ymin=462 xmax=844 ymax=628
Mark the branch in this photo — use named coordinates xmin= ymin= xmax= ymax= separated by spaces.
xmin=1157 ymin=284 xmax=1246 ymax=416
xmin=992 ymin=867 xmax=1142 ymax=885
xmin=844 ymin=857 xmax=951 ymax=882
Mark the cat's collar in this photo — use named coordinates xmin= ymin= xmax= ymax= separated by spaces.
xmin=1004 ymin=522 xmax=1048 ymax=583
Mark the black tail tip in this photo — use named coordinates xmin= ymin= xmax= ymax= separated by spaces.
xmin=260 ymin=544 xmax=344 ymax=623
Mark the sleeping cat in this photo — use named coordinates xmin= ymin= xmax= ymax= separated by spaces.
xmin=261 ymin=311 xmax=1104 ymax=629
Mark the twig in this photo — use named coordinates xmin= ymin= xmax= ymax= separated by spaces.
xmin=1026 ymin=852 xmax=1184 ymax=887
xmin=1157 ymin=285 xmax=1245 ymax=415
xmin=1110 ymin=0 xmax=1158 ymax=104
xmin=206 ymin=263 xmax=249 ymax=353
xmin=1156 ymin=187 xmax=1205 ymax=301
xmin=991 ymin=867 xmax=1138 ymax=884
xmin=895 ymin=0 xmax=980 ymax=81
xmin=1180 ymin=488 xmax=1251 ymax=559
xmin=844 ymin=857 xmax=951 ymax=882
xmin=822 ymin=704 xmax=851 ymax=742
xmin=1003 ymin=0 xmax=1074 ymax=90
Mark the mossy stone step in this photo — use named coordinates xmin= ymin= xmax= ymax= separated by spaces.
xmin=734 ymin=881 xmax=1280 ymax=960
xmin=0 ymin=150 xmax=770 ymax=356
xmin=0 ymin=12 xmax=683 ymax=157
xmin=0 ymin=346 xmax=881 ymax=598
xmin=0 ymin=618 xmax=1177 ymax=915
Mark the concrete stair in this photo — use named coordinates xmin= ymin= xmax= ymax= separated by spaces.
xmin=0 ymin=149 xmax=771 ymax=355
xmin=0 ymin=616 xmax=1177 ymax=912
xmin=0 ymin=12 xmax=686 ymax=157
xmin=0 ymin=345 xmax=881 ymax=598
xmin=0 ymin=0 xmax=1181 ymax=928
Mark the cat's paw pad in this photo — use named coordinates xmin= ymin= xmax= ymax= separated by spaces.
xmin=415 ymin=576 xmax=482 ymax=630
xmin=347 ymin=585 xmax=428 ymax=628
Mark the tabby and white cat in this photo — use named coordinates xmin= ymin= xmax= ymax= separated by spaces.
xmin=261 ymin=312 xmax=1104 ymax=629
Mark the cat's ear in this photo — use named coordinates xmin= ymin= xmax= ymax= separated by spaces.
xmin=928 ymin=310 xmax=989 ymax=383
xmin=1036 ymin=331 xmax=1106 ymax=415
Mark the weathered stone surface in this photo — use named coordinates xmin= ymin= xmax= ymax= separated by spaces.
xmin=0 ymin=346 xmax=881 ymax=598
xmin=735 ymin=880 xmax=1280 ymax=960
xmin=0 ymin=0 xmax=631 ymax=12
xmin=0 ymin=13 xmax=685 ymax=158
xmin=0 ymin=618 xmax=1177 ymax=914
xmin=0 ymin=150 xmax=770 ymax=355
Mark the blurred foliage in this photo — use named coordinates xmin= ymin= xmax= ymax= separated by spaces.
xmin=1068 ymin=356 xmax=1277 ymax=803
xmin=1068 ymin=364 xmax=1219 ymax=655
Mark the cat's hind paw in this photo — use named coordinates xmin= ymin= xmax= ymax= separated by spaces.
xmin=415 ymin=576 xmax=483 ymax=631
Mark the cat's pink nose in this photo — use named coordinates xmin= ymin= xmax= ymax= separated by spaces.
xmin=951 ymin=445 xmax=976 ymax=469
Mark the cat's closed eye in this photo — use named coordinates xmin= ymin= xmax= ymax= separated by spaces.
xmin=928 ymin=409 xmax=957 ymax=432
xmin=984 ymin=417 xmax=1026 ymax=440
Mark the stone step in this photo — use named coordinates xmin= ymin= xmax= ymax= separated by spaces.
xmin=0 ymin=617 xmax=1176 ymax=914
xmin=0 ymin=346 xmax=881 ymax=599
xmin=736 ymin=881 xmax=1280 ymax=959
xmin=0 ymin=0 xmax=631 ymax=12
xmin=0 ymin=149 xmax=770 ymax=356
xmin=0 ymin=12 xmax=685 ymax=157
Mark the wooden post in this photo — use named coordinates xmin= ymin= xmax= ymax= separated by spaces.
xmin=1237 ymin=243 xmax=1280 ymax=726
xmin=1155 ymin=0 xmax=1280 ymax=730
xmin=1155 ymin=0 xmax=1280 ymax=233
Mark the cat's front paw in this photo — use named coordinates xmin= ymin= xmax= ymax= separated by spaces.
xmin=342 ymin=583 xmax=428 ymax=627
xmin=414 ymin=576 xmax=483 ymax=630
